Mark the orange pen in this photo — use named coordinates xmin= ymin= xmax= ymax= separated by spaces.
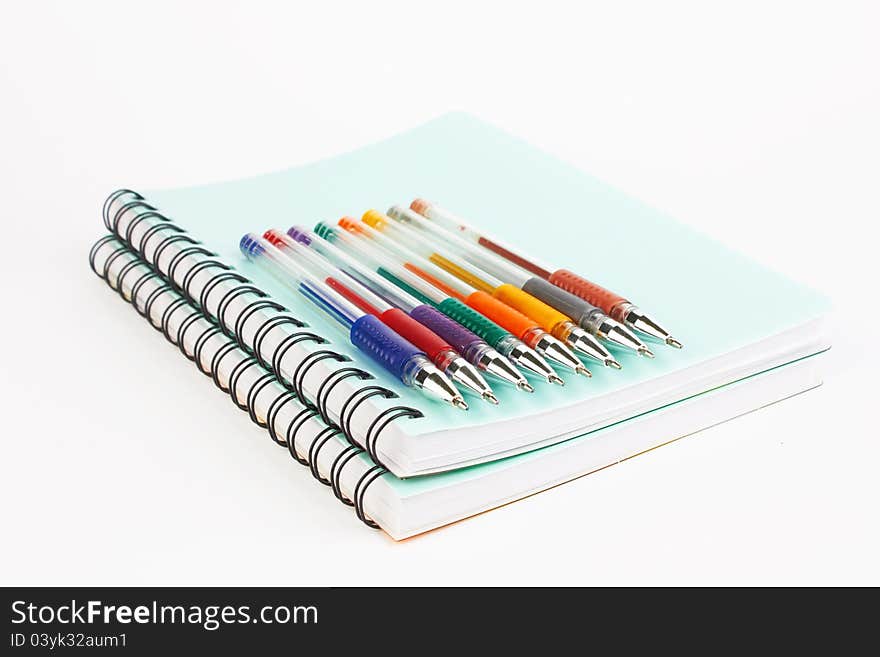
xmin=336 ymin=215 xmax=589 ymax=376
xmin=316 ymin=221 xmax=565 ymax=384
xmin=359 ymin=210 xmax=619 ymax=369
xmin=409 ymin=199 xmax=681 ymax=349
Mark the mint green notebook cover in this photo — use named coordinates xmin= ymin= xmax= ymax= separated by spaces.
xmin=146 ymin=113 xmax=829 ymax=495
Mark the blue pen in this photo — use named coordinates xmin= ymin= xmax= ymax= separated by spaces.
xmin=240 ymin=233 xmax=467 ymax=410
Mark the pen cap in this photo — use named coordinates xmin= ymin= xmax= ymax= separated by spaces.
xmin=316 ymin=221 xmax=377 ymax=261
xmin=263 ymin=228 xmax=339 ymax=280
xmin=409 ymin=198 xmax=464 ymax=236
xmin=239 ymin=233 xmax=266 ymax=259
xmin=314 ymin=221 xmax=341 ymax=241
xmin=386 ymin=205 xmax=419 ymax=223
xmin=338 ymin=217 xmax=369 ymax=235
xmin=360 ymin=210 xmax=437 ymax=258
xmin=362 ymin=209 xmax=392 ymax=231
xmin=408 ymin=199 xmax=507 ymax=256
xmin=286 ymin=225 xmax=313 ymax=245
xmin=242 ymin=232 xmax=316 ymax=286
xmin=351 ymin=314 xmax=423 ymax=380
xmin=410 ymin=198 xmax=433 ymax=217
xmin=263 ymin=228 xmax=285 ymax=245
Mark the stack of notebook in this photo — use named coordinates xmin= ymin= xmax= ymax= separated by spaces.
xmin=88 ymin=113 xmax=830 ymax=540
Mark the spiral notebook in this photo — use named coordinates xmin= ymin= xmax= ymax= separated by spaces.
xmin=90 ymin=113 xmax=830 ymax=539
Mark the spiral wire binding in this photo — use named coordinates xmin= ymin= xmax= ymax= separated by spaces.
xmin=181 ymin=259 xmax=231 ymax=302
xmin=102 ymin=188 xmax=424 ymax=467
xmin=316 ymin=367 xmax=373 ymax=427
xmin=93 ymin=187 xmax=430 ymax=529
xmin=89 ymin=235 xmax=396 ymax=529
xmin=330 ymin=445 xmax=364 ymax=505
xmin=109 ymin=192 xmax=426 ymax=465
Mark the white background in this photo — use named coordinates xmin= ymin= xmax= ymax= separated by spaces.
xmin=1 ymin=1 xmax=877 ymax=585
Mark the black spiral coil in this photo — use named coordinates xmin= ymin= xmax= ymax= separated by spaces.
xmin=89 ymin=235 xmax=400 ymax=529
xmin=100 ymin=189 xmax=424 ymax=471
xmin=89 ymin=235 xmax=387 ymax=528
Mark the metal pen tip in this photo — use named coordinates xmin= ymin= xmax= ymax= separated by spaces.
xmin=606 ymin=358 xmax=623 ymax=370
xmin=536 ymin=335 xmax=586 ymax=375
xmin=549 ymin=374 xmax=565 ymax=386
xmin=638 ymin=346 xmax=655 ymax=359
xmin=576 ymin=364 xmax=592 ymax=377
xmin=518 ymin=381 xmax=535 ymax=393
xmin=482 ymin=392 xmax=500 ymax=405
xmin=603 ymin=322 xmax=648 ymax=354
xmin=568 ymin=328 xmax=613 ymax=364
xmin=418 ymin=367 xmax=469 ymax=407
xmin=507 ymin=343 xmax=560 ymax=383
xmin=482 ymin=350 xmax=531 ymax=390
xmin=623 ymin=306 xmax=677 ymax=347
xmin=448 ymin=358 xmax=495 ymax=401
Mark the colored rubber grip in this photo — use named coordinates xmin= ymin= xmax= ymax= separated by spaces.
xmin=548 ymin=269 xmax=627 ymax=316
xmin=437 ymin=298 xmax=511 ymax=348
xmin=410 ymin=304 xmax=485 ymax=356
xmin=493 ymin=284 xmax=571 ymax=333
xmin=350 ymin=314 xmax=422 ymax=380
xmin=521 ymin=276 xmax=599 ymax=327
xmin=379 ymin=308 xmax=451 ymax=362
xmin=465 ymin=290 xmax=539 ymax=339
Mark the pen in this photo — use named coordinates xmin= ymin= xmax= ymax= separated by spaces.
xmin=409 ymin=199 xmax=682 ymax=349
xmin=386 ymin=204 xmax=650 ymax=357
xmin=279 ymin=226 xmax=538 ymax=392
xmin=360 ymin=210 xmax=619 ymax=369
xmin=314 ymin=221 xmax=567 ymax=384
xmin=326 ymin=217 xmax=586 ymax=378
xmin=330 ymin=218 xmax=587 ymax=378
xmin=239 ymin=233 xmax=468 ymax=409
xmin=262 ymin=229 xmax=498 ymax=403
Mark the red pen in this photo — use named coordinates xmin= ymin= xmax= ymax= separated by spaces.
xmin=409 ymin=199 xmax=682 ymax=349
